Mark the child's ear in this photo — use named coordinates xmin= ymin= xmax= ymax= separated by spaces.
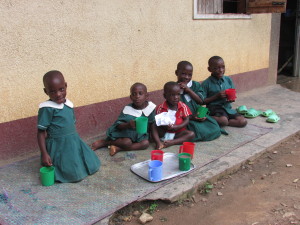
xmin=175 ymin=70 xmax=178 ymax=76
xmin=163 ymin=93 xmax=166 ymax=99
xmin=65 ymin=82 xmax=67 ymax=88
xmin=43 ymin=88 xmax=48 ymax=95
xmin=207 ymin=66 xmax=211 ymax=72
xmin=146 ymin=92 xmax=149 ymax=100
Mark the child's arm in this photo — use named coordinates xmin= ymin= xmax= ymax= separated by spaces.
xmin=203 ymin=91 xmax=226 ymax=104
xmin=178 ymin=82 xmax=203 ymax=105
xmin=116 ymin=120 xmax=136 ymax=130
xmin=151 ymin=123 xmax=164 ymax=149
xmin=168 ymin=116 xmax=190 ymax=132
xmin=37 ymin=129 xmax=52 ymax=166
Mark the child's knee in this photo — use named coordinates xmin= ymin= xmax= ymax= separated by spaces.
xmin=218 ymin=116 xmax=229 ymax=126
xmin=140 ymin=140 xmax=150 ymax=149
xmin=188 ymin=131 xmax=195 ymax=140
xmin=238 ymin=117 xmax=247 ymax=127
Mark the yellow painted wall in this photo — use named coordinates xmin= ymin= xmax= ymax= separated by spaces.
xmin=0 ymin=0 xmax=271 ymax=123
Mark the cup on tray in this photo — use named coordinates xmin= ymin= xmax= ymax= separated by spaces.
xmin=148 ymin=160 xmax=163 ymax=182
xmin=179 ymin=142 xmax=195 ymax=159
xmin=151 ymin=150 xmax=164 ymax=161
xmin=178 ymin=153 xmax=192 ymax=171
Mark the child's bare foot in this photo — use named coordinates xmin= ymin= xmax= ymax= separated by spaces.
xmin=109 ymin=145 xmax=121 ymax=156
xmin=91 ymin=140 xmax=107 ymax=151
xmin=163 ymin=140 xmax=174 ymax=148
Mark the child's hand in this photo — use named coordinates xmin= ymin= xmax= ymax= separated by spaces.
xmin=178 ymin=82 xmax=188 ymax=90
xmin=192 ymin=115 xmax=206 ymax=122
xmin=156 ymin=142 xmax=165 ymax=150
xmin=42 ymin=153 xmax=52 ymax=167
xmin=128 ymin=120 xmax=136 ymax=129
xmin=167 ymin=124 xmax=178 ymax=131
xmin=219 ymin=90 xmax=227 ymax=99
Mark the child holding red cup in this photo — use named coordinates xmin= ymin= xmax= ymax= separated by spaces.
xmin=202 ymin=56 xmax=247 ymax=127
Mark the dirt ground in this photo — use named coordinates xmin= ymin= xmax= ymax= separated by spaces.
xmin=111 ymin=132 xmax=300 ymax=225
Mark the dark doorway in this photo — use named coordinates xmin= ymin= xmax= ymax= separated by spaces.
xmin=277 ymin=0 xmax=297 ymax=76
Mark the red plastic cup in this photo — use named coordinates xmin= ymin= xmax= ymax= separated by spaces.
xmin=151 ymin=150 xmax=164 ymax=161
xmin=179 ymin=142 xmax=195 ymax=159
xmin=225 ymin=88 xmax=236 ymax=101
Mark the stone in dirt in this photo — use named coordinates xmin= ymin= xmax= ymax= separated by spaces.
xmin=138 ymin=212 xmax=153 ymax=224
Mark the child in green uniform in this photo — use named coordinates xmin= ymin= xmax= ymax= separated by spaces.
xmin=37 ymin=70 xmax=100 ymax=183
xmin=91 ymin=83 xmax=159 ymax=156
xmin=202 ymin=56 xmax=247 ymax=127
xmin=176 ymin=61 xmax=223 ymax=141
xmin=155 ymin=82 xmax=195 ymax=148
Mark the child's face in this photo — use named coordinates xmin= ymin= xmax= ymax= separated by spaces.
xmin=208 ymin=59 xmax=225 ymax=79
xmin=176 ymin=64 xmax=193 ymax=84
xmin=44 ymin=76 xmax=67 ymax=104
xmin=164 ymin=85 xmax=181 ymax=108
xmin=130 ymin=85 xmax=148 ymax=109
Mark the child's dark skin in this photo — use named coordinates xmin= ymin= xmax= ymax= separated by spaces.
xmin=37 ymin=72 xmax=67 ymax=166
xmin=91 ymin=83 xmax=160 ymax=155
xmin=156 ymin=84 xmax=195 ymax=148
xmin=205 ymin=58 xmax=247 ymax=127
xmin=176 ymin=62 xmax=206 ymax=122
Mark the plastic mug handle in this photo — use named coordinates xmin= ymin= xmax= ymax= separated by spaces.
xmin=149 ymin=168 xmax=153 ymax=181
xmin=179 ymin=146 xmax=183 ymax=153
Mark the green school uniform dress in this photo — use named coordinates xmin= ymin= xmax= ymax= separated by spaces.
xmin=38 ymin=99 xmax=100 ymax=183
xmin=180 ymin=80 xmax=223 ymax=141
xmin=106 ymin=101 xmax=156 ymax=142
xmin=201 ymin=75 xmax=237 ymax=115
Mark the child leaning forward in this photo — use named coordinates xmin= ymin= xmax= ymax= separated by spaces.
xmin=92 ymin=83 xmax=159 ymax=156
xmin=155 ymin=82 xmax=195 ymax=149
xmin=37 ymin=70 xmax=100 ymax=183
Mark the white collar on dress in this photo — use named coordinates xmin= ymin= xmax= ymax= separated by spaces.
xmin=123 ymin=101 xmax=156 ymax=117
xmin=39 ymin=99 xmax=74 ymax=109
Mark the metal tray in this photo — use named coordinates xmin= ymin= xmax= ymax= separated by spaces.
xmin=130 ymin=152 xmax=195 ymax=182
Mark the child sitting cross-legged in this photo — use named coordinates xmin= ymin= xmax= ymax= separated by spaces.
xmin=91 ymin=82 xmax=159 ymax=156
xmin=155 ymin=82 xmax=195 ymax=149
xmin=202 ymin=56 xmax=247 ymax=127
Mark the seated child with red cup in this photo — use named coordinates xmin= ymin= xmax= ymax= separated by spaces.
xmin=91 ymin=83 xmax=160 ymax=156
xmin=202 ymin=56 xmax=247 ymax=127
xmin=37 ymin=70 xmax=100 ymax=183
xmin=176 ymin=61 xmax=225 ymax=141
xmin=155 ymin=82 xmax=195 ymax=148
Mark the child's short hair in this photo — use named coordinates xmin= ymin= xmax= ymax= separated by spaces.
xmin=130 ymin=82 xmax=147 ymax=93
xmin=208 ymin=56 xmax=223 ymax=66
xmin=43 ymin=70 xmax=64 ymax=87
xmin=163 ymin=81 xmax=179 ymax=93
xmin=177 ymin=61 xmax=193 ymax=70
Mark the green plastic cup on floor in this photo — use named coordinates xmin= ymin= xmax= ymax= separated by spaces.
xmin=40 ymin=166 xmax=55 ymax=186
xmin=135 ymin=116 xmax=148 ymax=134
xmin=178 ymin=153 xmax=191 ymax=171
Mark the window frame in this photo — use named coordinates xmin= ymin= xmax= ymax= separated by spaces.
xmin=193 ymin=0 xmax=252 ymax=20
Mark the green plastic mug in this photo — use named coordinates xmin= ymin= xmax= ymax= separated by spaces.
xmin=178 ymin=153 xmax=191 ymax=171
xmin=40 ymin=166 xmax=55 ymax=186
xmin=197 ymin=106 xmax=209 ymax=118
xmin=135 ymin=117 xmax=148 ymax=134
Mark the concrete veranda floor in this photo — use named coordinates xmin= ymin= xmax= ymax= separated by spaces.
xmin=97 ymin=76 xmax=300 ymax=224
